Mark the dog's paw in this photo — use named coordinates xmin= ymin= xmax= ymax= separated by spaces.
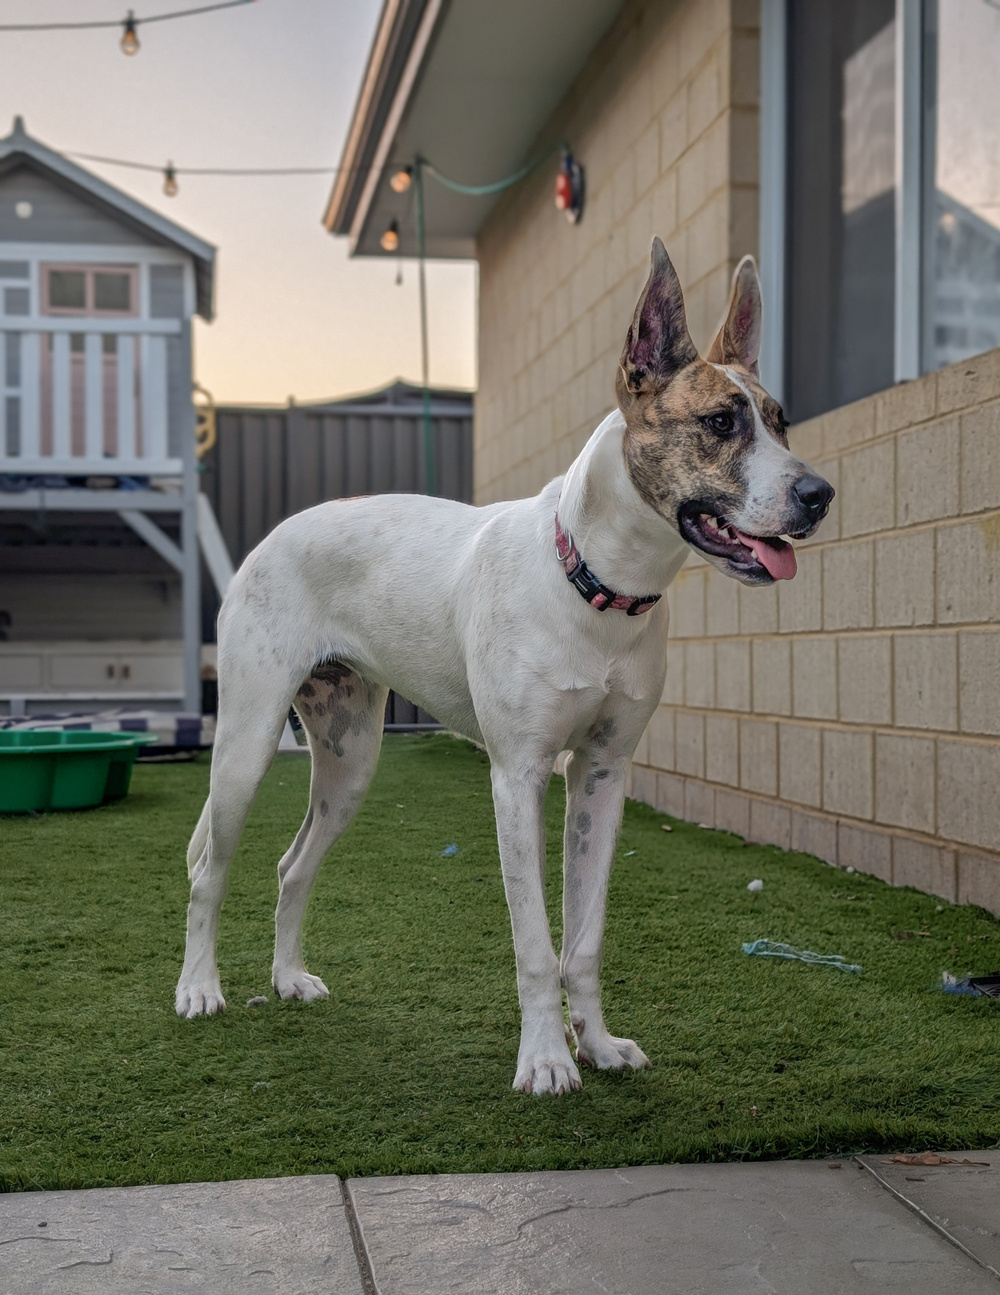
xmin=576 ymin=1029 xmax=651 ymax=1071
xmin=272 ymin=968 xmax=330 ymax=1002
xmin=513 ymin=1051 xmax=582 ymax=1096
xmin=175 ymin=979 xmax=226 ymax=1018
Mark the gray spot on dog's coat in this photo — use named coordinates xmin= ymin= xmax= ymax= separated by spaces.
xmin=587 ymin=718 xmax=616 ymax=749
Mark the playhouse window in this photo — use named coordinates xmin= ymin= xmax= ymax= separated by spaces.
xmin=42 ymin=265 xmax=137 ymax=316
xmin=48 ymin=270 xmax=86 ymax=311
xmin=94 ymin=272 xmax=131 ymax=312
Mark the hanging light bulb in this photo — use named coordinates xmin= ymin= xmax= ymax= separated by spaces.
xmin=120 ymin=9 xmax=140 ymax=55
xmin=389 ymin=166 xmax=412 ymax=194
xmin=380 ymin=220 xmax=400 ymax=253
xmin=163 ymin=163 xmax=179 ymax=198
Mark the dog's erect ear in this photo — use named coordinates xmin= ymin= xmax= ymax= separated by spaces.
xmin=617 ymin=238 xmax=697 ymax=401
xmin=706 ymin=255 xmax=762 ymax=376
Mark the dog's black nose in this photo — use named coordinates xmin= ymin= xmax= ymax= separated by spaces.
xmin=793 ymin=474 xmax=834 ymax=518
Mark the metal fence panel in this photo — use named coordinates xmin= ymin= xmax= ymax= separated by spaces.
xmin=199 ymin=383 xmax=473 ymax=728
xmin=202 ymin=384 xmax=472 ymax=568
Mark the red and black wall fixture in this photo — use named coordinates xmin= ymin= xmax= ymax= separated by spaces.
xmin=555 ymin=152 xmax=585 ymax=224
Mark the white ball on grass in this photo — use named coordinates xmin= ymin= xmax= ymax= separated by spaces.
xmin=747 ymin=879 xmax=764 ymax=893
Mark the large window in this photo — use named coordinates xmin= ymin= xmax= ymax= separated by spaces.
xmin=769 ymin=0 xmax=1000 ymax=422
xmin=785 ymin=0 xmax=896 ymax=423
xmin=923 ymin=0 xmax=1000 ymax=373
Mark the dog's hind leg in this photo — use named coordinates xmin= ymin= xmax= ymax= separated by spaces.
xmin=560 ymin=739 xmax=651 ymax=1072
xmin=271 ymin=664 xmax=388 ymax=1002
xmin=176 ymin=671 xmax=292 ymax=1019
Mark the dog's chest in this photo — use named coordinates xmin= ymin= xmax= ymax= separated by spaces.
xmin=544 ymin=635 xmax=664 ymax=704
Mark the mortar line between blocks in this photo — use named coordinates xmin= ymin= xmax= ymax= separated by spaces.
xmin=341 ymin=1179 xmax=379 ymax=1295
xmin=853 ymin=1157 xmax=1000 ymax=1283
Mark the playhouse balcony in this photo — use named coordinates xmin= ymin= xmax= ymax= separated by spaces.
xmin=1 ymin=316 xmax=183 ymax=479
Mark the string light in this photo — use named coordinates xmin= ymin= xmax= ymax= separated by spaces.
xmin=380 ymin=220 xmax=400 ymax=253
xmin=0 ymin=0 xmax=256 ymax=54
xmin=162 ymin=162 xmax=178 ymax=196
xmin=120 ymin=10 xmax=140 ymax=54
xmin=389 ymin=167 xmax=412 ymax=194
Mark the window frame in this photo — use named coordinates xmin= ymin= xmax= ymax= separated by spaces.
xmin=40 ymin=263 xmax=139 ymax=319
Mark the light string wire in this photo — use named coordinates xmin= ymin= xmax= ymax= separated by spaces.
xmin=0 ymin=0 xmax=253 ymax=32
xmin=58 ymin=138 xmax=572 ymax=182
xmin=66 ymin=150 xmax=336 ymax=176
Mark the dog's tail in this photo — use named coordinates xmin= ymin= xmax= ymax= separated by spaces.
xmin=187 ymin=797 xmax=211 ymax=877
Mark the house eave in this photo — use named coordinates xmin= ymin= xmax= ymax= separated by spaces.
xmin=325 ymin=0 xmax=625 ymax=260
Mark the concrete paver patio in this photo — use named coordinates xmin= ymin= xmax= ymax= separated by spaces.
xmin=1 ymin=1155 xmax=997 ymax=1293
xmin=0 ymin=1176 xmax=365 ymax=1295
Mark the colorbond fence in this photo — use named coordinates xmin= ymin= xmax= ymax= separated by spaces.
xmin=199 ymin=383 xmax=473 ymax=728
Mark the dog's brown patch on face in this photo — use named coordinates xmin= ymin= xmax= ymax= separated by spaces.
xmin=749 ymin=382 xmax=790 ymax=447
xmin=620 ymin=359 xmax=759 ymax=521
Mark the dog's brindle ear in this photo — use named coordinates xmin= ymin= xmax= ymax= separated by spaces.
xmin=706 ymin=254 xmax=762 ymax=376
xmin=617 ymin=237 xmax=698 ymax=404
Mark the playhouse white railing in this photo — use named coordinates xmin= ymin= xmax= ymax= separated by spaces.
xmin=0 ymin=317 xmax=183 ymax=477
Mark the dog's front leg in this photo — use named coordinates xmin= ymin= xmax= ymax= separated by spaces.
xmin=491 ymin=763 xmax=581 ymax=1096
xmin=561 ymin=750 xmax=651 ymax=1072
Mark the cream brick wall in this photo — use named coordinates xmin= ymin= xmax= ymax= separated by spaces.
xmin=471 ymin=0 xmax=1000 ymax=916
xmin=475 ymin=0 xmax=759 ymax=504
xmin=628 ymin=347 xmax=1000 ymax=916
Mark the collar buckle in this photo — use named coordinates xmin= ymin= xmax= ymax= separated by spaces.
xmin=554 ymin=513 xmax=661 ymax=615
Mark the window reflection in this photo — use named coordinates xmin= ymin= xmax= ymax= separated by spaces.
xmin=925 ymin=0 xmax=1000 ymax=371
xmin=785 ymin=0 xmax=896 ymax=424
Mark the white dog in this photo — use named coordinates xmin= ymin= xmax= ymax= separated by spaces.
xmin=176 ymin=240 xmax=833 ymax=1096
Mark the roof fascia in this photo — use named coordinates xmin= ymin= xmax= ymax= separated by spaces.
xmin=323 ymin=0 xmax=442 ymax=240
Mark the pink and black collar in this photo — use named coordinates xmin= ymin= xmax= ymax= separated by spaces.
xmin=554 ymin=514 xmax=661 ymax=616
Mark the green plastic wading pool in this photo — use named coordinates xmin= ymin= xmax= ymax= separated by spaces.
xmin=0 ymin=730 xmax=159 ymax=813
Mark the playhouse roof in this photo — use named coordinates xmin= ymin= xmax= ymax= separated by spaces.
xmin=0 ymin=117 xmax=216 ymax=320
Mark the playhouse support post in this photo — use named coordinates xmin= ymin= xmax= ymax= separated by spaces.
xmin=181 ymin=490 xmax=201 ymax=714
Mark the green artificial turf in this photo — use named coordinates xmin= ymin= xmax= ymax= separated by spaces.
xmin=2 ymin=732 xmax=999 ymax=1192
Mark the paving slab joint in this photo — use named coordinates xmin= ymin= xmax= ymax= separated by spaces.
xmin=854 ymin=1156 xmax=1000 ymax=1282
xmin=342 ymin=1179 xmax=379 ymax=1294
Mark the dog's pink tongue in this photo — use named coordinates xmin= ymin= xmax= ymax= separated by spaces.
xmin=731 ymin=530 xmax=797 ymax=581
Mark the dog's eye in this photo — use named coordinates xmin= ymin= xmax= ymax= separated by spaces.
xmin=705 ymin=411 xmax=734 ymax=434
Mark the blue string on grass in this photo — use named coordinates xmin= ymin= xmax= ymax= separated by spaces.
xmin=742 ymin=939 xmax=862 ymax=974
xmin=941 ymin=971 xmax=1000 ymax=998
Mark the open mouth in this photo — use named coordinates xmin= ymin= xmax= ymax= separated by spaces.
xmin=678 ymin=504 xmax=798 ymax=581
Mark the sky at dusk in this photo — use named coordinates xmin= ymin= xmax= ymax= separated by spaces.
xmin=0 ymin=0 xmax=478 ymax=404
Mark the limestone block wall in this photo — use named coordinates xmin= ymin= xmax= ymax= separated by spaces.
xmin=475 ymin=0 xmax=759 ymax=505
xmin=628 ymin=348 xmax=1000 ymax=915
